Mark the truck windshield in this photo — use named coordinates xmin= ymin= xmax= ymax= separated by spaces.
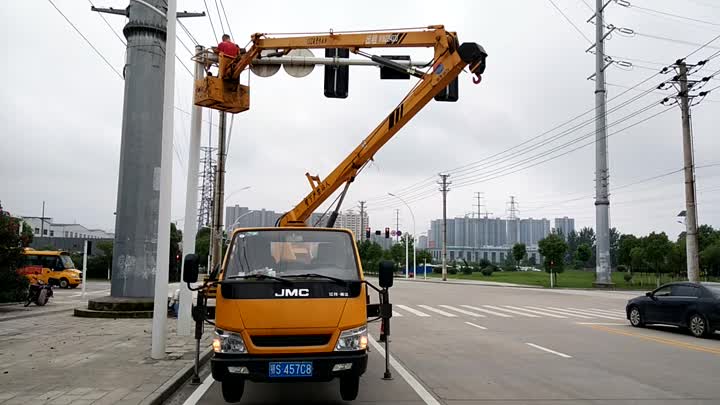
xmin=60 ymin=254 xmax=75 ymax=269
xmin=224 ymin=230 xmax=360 ymax=281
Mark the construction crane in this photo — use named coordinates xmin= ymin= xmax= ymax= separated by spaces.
xmin=193 ymin=25 xmax=487 ymax=227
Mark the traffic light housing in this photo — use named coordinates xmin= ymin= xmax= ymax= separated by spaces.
xmin=324 ymin=48 xmax=349 ymax=98
xmin=375 ymin=230 xmax=382 ymax=236
xmin=385 ymin=227 xmax=390 ymax=238
xmin=365 ymin=227 xmax=371 ymax=239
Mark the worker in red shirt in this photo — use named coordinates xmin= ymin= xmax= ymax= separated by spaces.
xmin=215 ymin=34 xmax=240 ymax=58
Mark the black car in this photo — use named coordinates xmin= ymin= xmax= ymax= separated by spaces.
xmin=626 ymin=282 xmax=720 ymax=338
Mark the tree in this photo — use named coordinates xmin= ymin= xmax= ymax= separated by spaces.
xmin=169 ymin=223 xmax=183 ymax=282
xmin=416 ymin=249 xmax=433 ymax=265
xmin=575 ymin=243 xmax=592 ymax=268
xmin=0 ymin=203 xmax=29 ymax=302
xmin=512 ymin=243 xmax=526 ymax=269
xmin=630 ymin=247 xmax=645 ymax=273
xmin=698 ymin=225 xmax=720 ymax=252
xmin=565 ymin=230 xmax=579 ymax=265
xmin=618 ymin=234 xmax=640 ymax=267
xmin=479 ymin=258 xmax=491 ymax=268
xmin=644 ymin=232 xmax=671 ymax=284
xmin=20 ymin=221 xmax=33 ymax=247
xmin=358 ymin=240 xmax=383 ymax=274
xmin=538 ymin=233 xmax=568 ymax=285
xmin=609 ymin=227 xmax=620 ymax=268
xmin=528 ymin=255 xmax=537 ymax=266
xmin=195 ymin=227 xmax=211 ymax=270
xmin=700 ymin=242 xmax=720 ymax=277
xmin=577 ymin=227 xmax=596 ymax=266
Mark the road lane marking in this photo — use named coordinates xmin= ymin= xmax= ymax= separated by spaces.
xmin=368 ymin=335 xmax=441 ymax=405
xmin=461 ymin=305 xmax=513 ymax=318
xmin=565 ymin=307 xmax=624 ymax=320
xmin=418 ymin=305 xmax=457 ymax=317
xmin=483 ymin=305 xmax=539 ymax=318
xmin=547 ymin=307 xmax=620 ymax=320
xmin=439 ymin=305 xmax=486 ymax=317
xmin=396 ymin=305 xmax=430 ymax=317
xmin=392 ymin=310 xmax=403 ymax=317
xmin=589 ymin=325 xmax=720 ymax=355
xmin=576 ymin=322 xmax=627 ymax=325
xmin=504 ymin=306 xmax=567 ymax=318
xmin=588 ymin=308 xmax=627 ymax=316
xmin=182 ymin=373 xmax=214 ymax=405
xmin=464 ymin=321 xmax=488 ymax=330
xmin=527 ymin=306 xmax=594 ymax=319
xmin=526 ymin=343 xmax=573 ymax=358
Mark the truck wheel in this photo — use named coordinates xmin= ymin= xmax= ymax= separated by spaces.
xmin=221 ymin=378 xmax=245 ymax=403
xmin=340 ymin=376 xmax=359 ymax=401
xmin=59 ymin=278 xmax=69 ymax=289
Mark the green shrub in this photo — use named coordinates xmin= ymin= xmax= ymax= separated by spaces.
xmin=617 ymin=265 xmax=628 ymax=273
xmin=448 ymin=267 xmax=458 ymax=275
xmin=481 ymin=266 xmax=494 ymax=276
xmin=623 ymin=272 xmax=633 ymax=283
xmin=462 ymin=266 xmax=473 ymax=275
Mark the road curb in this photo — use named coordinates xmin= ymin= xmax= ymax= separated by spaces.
xmin=144 ymin=346 xmax=214 ymax=405
xmin=397 ymin=278 xmax=542 ymax=289
xmin=0 ymin=306 xmax=75 ymax=322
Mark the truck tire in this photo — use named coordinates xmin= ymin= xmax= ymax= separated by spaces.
xmin=221 ymin=378 xmax=245 ymax=403
xmin=340 ymin=376 xmax=359 ymax=401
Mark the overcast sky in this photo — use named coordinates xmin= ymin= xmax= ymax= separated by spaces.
xmin=1 ymin=0 xmax=719 ymax=241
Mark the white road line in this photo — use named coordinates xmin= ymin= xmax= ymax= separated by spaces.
xmin=461 ymin=305 xmax=513 ymax=318
xmin=464 ymin=321 xmax=488 ymax=330
xmin=565 ymin=308 xmax=625 ymax=320
xmin=576 ymin=322 xmax=627 ymax=325
xmin=368 ymin=335 xmax=441 ymax=405
xmin=588 ymin=308 xmax=627 ymax=316
xmin=418 ymin=305 xmax=457 ymax=317
xmin=182 ymin=373 xmax=214 ymax=405
xmin=396 ymin=304 xmax=430 ymax=317
xmin=527 ymin=306 xmax=594 ymax=319
xmin=392 ymin=310 xmax=403 ymax=317
xmin=483 ymin=305 xmax=539 ymax=318
xmin=439 ymin=305 xmax=486 ymax=317
xmin=504 ymin=306 xmax=567 ymax=318
xmin=526 ymin=343 xmax=573 ymax=358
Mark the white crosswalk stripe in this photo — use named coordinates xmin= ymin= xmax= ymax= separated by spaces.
xmin=588 ymin=308 xmax=626 ymax=316
xmin=503 ymin=306 xmax=567 ymax=318
xmin=439 ymin=305 xmax=486 ymax=317
xmin=525 ymin=306 xmax=595 ymax=319
xmin=546 ymin=307 xmax=620 ymax=320
xmin=483 ymin=305 xmax=540 ymax=318
xmin=392 ymin=310 xmax=403 ymax=317
xmin=566 ymin=308 xmax=625 ymax=320
xmin=395 ymin=304 xmax=430 ymax=317
xmin=418 ymin=305 xmax=457 ymax=317
xmin=461 ymin=305 xmax=513 ymax=318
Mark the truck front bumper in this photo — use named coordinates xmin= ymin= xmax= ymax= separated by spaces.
xmin=211 ymin=351 xmax=368 ymax=383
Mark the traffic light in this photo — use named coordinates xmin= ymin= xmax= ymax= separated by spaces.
xmin=365 ymin=227 xmax=371 ymax=239
xmin=86 ymin=241 xmax=92 ymax=254
xmin=324 ymin=48 xmax=349 ymax=98
xmin=375 ymin=230 xmax=381 ymax=236
xmin=385 ymin=227 xmax=390 ymax=238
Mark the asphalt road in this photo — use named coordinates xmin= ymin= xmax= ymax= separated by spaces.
xmin=167 ymin=279 xmax=720 ymax=405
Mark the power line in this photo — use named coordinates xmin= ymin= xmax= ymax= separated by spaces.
xmin=633 ymin=31 xmax=720 ymax=51
xmin=46 ymin=0 xmax=123 ymax=79
xmin=218 ymin=0 xmax=235 ymax=40
xmin=627 ymin=3 xmax=720 ymax=27
xmin=547 ymin=0 xmax=593 ymax=44
xmin=213 ymin=0 xmax=226 ymax=35
xmin=177 ymin=20 xmax=199 ymax=46
xmin=88 ymin=0 xmax=126 ymax=46
xmin=202 ymin=0 xmax=219 ymax=43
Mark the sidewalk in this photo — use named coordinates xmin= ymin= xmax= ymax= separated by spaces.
xmin=0 ymin=310 xmax=212 ymax=405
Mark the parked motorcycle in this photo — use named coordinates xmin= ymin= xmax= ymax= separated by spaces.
xmin=25 ymin=280 xmax=53 ymax=307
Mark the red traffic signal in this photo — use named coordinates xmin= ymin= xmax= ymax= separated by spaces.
xmin=385 ymin=227 xmax=390 ymax=238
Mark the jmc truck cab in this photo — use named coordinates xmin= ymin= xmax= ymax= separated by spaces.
xmin=184 ymin=227 xmax=393 ymax=403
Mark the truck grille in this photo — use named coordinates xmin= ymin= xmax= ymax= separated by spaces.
xmin=250 ymin=335 xmax=331 ymax=347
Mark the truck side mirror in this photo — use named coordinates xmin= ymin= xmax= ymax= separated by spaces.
xmin=183 ymin=254 xmax=199 ymax=284
xmin=379 ymin=260 xmax=394 ymax=289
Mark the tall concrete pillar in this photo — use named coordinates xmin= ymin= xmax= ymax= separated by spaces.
xmin=111 ymin=0 xmax=167 ymax=298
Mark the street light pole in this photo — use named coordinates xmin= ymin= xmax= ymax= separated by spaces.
xmin=388 ymin=193 xmax=416 ymax=279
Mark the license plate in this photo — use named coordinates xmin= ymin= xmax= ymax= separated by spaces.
xmin=268 ymin=361 xmax=313 ymax=378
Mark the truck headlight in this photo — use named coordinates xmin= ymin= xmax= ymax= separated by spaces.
xmin=334 ymin=325 xmax=368 ymax=351
xmin=213 ymin=329 xmax=247 ymax=354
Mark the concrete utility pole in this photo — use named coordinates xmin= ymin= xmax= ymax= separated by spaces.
xmin=438 ymin=174 xmax=451 ymax=281
xmin=359 ymin=201 xmax=366 ymax=242
xmin=593 ymin=0 xmax=613 ymax=287
xmin=40 ymin=201 xmax=46 ymax=237
xmin=210 ymin=112 xmax=228 ymax=271
xmin=177 ymin=45 xmax=206 ymax=336
xmin=677 ymin=61 xmax=700 ymax=282
xmin=91 ymin=1 xmax=205 ymax=300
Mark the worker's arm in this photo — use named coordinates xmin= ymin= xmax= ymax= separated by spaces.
xmin=278 ymin=42 xmax=486 ymax=226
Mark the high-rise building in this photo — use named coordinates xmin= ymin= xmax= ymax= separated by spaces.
xmin=429 ymin=216 xmax=558 ymax=249
xmin=333 ymin=209 xmax=369 ymax=241
xmin=418 ymin=235 xmax=428 ymax=249
xmin=554 ymin=217 xmax=575 ymax=240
